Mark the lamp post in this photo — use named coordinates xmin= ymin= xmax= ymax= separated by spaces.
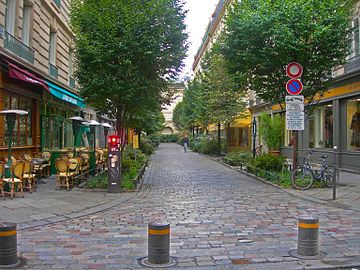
xmin=89 ymin=120 xmax=100 ymax=175
xmin=0 ymin=110 xmax=28 ymax=167
xmin=102 ymin=123 xmax=112 ymax=148
xmin=252 ymin=117 xmax=257 ymax=159
xmin=69 ymin=116 xmax=85 ymax=156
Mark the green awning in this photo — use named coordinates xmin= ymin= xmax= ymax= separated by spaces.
xmin=45 ymin=80 xmax=85 ymax=108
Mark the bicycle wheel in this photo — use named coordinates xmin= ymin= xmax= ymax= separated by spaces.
xmin=291 ymin=165 xmax=314 ymax=190
xmin=323 ymin=166 xmax=340 ymax=187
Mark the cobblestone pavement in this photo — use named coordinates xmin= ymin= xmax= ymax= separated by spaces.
xmin=15 ymin=144 xmax=360 ymax=269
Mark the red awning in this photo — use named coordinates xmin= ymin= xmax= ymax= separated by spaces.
xmin=8 ymin=62 xmax=49 ymax=92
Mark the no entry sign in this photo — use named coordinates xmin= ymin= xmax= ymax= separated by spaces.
xmin=286 ymin=79 xmax=303 ymax=95
xmin=286 ymin=62 xmax=303 ymax=78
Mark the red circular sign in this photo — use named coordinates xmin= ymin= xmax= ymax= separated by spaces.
xmin=286 ymin=79 xmax=303 ymax=95
xmin=286 ymin=62 xmax=303 ymax=78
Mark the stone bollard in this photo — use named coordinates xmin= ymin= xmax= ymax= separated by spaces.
xmin=290 ymin=215 xmax=325 ymax=259
xmin=139 ymin=222 xmax=177 ymax=267
xmin=148 ymin=222 xmax=170 ymax=265
xmin=0 ymin=223 xmax=20 ymax=268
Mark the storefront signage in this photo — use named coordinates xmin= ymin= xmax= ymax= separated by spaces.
xmin=286 ymin=79 xmax=303 ymax=95
xmin=286 ymin=111 xmax=305 ymax=130
xmin=286 ymin=62 xmax=303 ymax=78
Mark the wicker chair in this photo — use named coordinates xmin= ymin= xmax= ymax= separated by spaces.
xmin=3 ymin=161 xmax=25 ymax=199
xmin=0 ymin=161 xmax=5 ymax=200
xmin=41 ymin=151 xmax=52 ymax=177
xmin=23 ymin=160 xmax=36 ymax=193
xmin=55 ymin=159 xmax=75 ymax=190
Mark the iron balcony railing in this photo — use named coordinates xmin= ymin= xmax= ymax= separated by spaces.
xmin=344 ymin=54 xmax=360 ymax=74
xmin=69 ymin=76 xmax=76 ymax=88
xmin=49 ymin=63 xmax=58 ymax=79
xmin=4 ymin=31 xmax=35 ymax=64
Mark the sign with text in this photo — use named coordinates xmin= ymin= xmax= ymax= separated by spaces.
xmin=286 ymin=111 xmax=305 ymax=130
xmin=286 ymin=95 xmax=304 ymax=111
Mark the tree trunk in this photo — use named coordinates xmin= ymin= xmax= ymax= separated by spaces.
xmin=226 ymin=122 xmax=230 ymax=153
xmin=218 ymin=121 xmax=221 ymax=155
xmin=192 ymin=126 xmax=195 ymax=136
xmin=196 ymin=126 xmax=199 ymax=137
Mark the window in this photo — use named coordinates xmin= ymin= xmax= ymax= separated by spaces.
xmin=22 ymin=4 xmax=32 ymax=46
xmin=5 ymin=0 xmax=16 ymax=35
xmin=309 ymin=104 xmax=333 ymax=148
xmin=49 ymin=31 xmax=57 ymax=65
xmin=2 ymin=94 xmax=33 ymax=147
xmin=347 ymin=98 xmax=360 ymax=151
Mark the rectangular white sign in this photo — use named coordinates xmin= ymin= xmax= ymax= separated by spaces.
xmin=285 ymin=95 xmax=304 ymax=104
xmin=286 ymin=111 xmax=304 ymax=130
xmin=286 ymin=103 xmax=304 ymax=111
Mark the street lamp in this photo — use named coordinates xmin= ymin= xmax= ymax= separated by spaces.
xmin=102 ymin=123 xmax=112 ymax=148
xmin=0 ymin=110 xmax=28 ymax=167
xmin=89 ymin=120 xmax=100 ymax=175
xmin=252 ymin=117 xmax=257 ymax=159
xmin=69 ymin=116 xmax=85 ymax=156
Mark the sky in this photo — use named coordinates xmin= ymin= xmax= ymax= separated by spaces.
xmin=182 ymin=0 xmax=219 ymax=77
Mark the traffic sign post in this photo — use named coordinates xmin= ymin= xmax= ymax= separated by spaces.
xmin=286 ymin=79 xmax=303 ymax=95
xmin=286 ymin=62 xmax=303 ymax=78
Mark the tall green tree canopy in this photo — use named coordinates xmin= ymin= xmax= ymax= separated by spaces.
xmin=70 ymin=0 xmax=188 ymax=133
xmin=223 ymin=0 xmax=354 ymax=107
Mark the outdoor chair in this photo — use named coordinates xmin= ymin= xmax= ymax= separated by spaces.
xmin=41 ymin=151 xmax=52 ymax=173
xmin=3 ymin=161 xmax=25 ymax=199
xmin=23 ymin=160 xmax=36 ymax=193
xmin=24 ymin=153 xmax=33 ymax=162
xmin=68 ymin=158 xmax=80 ymax=175
xmin=5 ymin=156 xmax=17 ymax=164
xmin=0 ymin=161 xmax=5 ymax=200
xmin=55 ymin=159 xmax=75 ymax=191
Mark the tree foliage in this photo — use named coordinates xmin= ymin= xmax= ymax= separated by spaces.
xmin=223 ymin=0 xmax=354 ymax=107
xmin=70 ymin=0 xmax=188 ymax=133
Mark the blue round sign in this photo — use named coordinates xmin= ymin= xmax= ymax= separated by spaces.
xmin=286 ymin=79 xmax=303 ymax=95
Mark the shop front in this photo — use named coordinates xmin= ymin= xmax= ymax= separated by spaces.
xmin=227 ymin=114 xmax=252 ymax=152
xmin=0 ymin=60 xmax=46 ymax=160
xmin=281 ymin=80 xmax=360 ymax=172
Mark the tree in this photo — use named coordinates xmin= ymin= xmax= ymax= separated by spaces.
xmin=71 ymin=0 xmax=188 ymax=185
xmin=223 ymin=0 xmax=354 ymax=107
xmin=173 ymin=101 xmax=186 ymax=131
xmin=201 ymin=39 xmax=247 ymax=152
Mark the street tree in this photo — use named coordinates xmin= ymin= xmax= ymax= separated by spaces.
xmin=223 ymin=0 xmax=354 ymax=107
xmin=201 ymin=40 xmax=247 ymax=152
xmin=71 ymin=0 xmax=188 ymax=184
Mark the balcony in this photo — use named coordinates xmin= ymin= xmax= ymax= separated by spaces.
xmin=344 ymin=55 xmax=360 ymax=74
xmin=69 ymin=76 xmax=76 ymax=88
xmin=49 ymin=63 xmax=58 ymax=79
xmin=4 ymin=31 xmax=35 ymax=64
xmin=53 ymin=0 xmax=61 ymax=8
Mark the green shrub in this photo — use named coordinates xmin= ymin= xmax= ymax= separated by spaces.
xmin=223 ymin=151 xmax=252 ymax=166
xmin=161 ymin=134 xmax=178 ymax=142
xmin=147 ymin=134 xmax=161 ymax=148
xmin=250 ymin=154 xmax=286 ymax=172
xmin=140 ymin=137 xmax=155 ymax=156
xmin=199 ymin=139 xmax=220 ymax=155
xmin=86 ymin=174 xmax=108 ymax=189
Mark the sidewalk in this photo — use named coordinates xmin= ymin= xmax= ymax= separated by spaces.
xmin=285 ymin=171 xmax=360 ymax=211
xmin=0 ymin=176 xmax=136 ymax=230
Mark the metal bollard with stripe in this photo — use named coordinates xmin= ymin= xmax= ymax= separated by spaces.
xmin=297 ymin=216 xmax=319 ymax=256
xmin=290 ymin=215 xmax=325 ymax=259
xmin=148 ymin=222 xmax=170 ymax=264
xmin=0 ymin=223 xmax=20 ymax=268
xmin=139 ymin=222 xmax=177 ymax=268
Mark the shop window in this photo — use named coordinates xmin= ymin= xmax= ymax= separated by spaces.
xmin=21 ymin=4 xmax=32 ymax=46
xmin=238 ymin=127 xmax=249 ymax=147
xmin=351 ymin=17 xmax=360 ymax=58
xmin=309 ymin=104 xmax=333 ymax=148
xmin=347 ymin=98 xmax=360 ymax=151
xmin=5 ymin=0 xmax=16 ymax=36
xmin=2 ymin=94 xmax=33 ymax=147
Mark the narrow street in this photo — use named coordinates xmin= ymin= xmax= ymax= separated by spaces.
xmin=18 ymin=143 xmax=360 ymax=269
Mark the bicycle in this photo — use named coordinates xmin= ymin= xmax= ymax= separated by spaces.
xmin=291 ymin=150 xmax=340 ymax=190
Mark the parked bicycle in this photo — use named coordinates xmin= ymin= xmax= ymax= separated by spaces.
xmin=291 ymin=150 xmax=340 ymax=190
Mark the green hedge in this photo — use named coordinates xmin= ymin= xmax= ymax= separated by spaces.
xmin=161 ymin=134 xmax=178 ymax=142
xmin=250 ymin=154 xmax=286 ymax=172
xmin=223 ymin=151 xmax=252 ymax=166
xmin=147 ymin=134 xmax=161 ymax=148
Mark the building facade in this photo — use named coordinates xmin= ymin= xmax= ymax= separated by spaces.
xmin=0 ymin=0 xmax=85 ymax=159
xmin=161 ymin=83 xmax=184 ymax=134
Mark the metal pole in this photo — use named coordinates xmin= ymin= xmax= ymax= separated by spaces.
xmin=333 ymin=146 xmax=337 ymax=200
xmin=297 ymin=216 xmax=319 ymax=256
xmin=252 ymin=117 xmax=257 ymax=159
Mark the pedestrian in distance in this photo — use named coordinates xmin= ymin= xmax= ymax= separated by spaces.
xmin=183 ymin=134 xmax=189 ymax=153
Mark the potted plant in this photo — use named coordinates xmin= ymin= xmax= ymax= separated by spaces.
xmin=259 ymin=112 xmax=284 ymax=156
